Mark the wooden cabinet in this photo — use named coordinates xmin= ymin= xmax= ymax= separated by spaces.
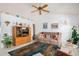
xmin=39 ymin=32 xmax=61 ymax=41
xmin=12 ymin=26 xmax=32 ymax=46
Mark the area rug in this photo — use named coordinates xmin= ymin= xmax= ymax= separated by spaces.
xmin=8 ymin=42 xmax=56 ymax=56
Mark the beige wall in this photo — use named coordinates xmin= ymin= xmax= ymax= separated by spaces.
xmin=0 ymin=13 xmax=33 ymax=48
xmin=0 ymin=3 xmax=79 ymax=47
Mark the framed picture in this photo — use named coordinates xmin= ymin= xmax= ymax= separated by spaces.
xmin=51 ymin=23 xmax=58 ymax=29
xmin=43 ymin=23 xmax=48 ymax=29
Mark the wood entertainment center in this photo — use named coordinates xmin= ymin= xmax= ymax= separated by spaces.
xmin=12 ymin=26 xmax=32 ymax=46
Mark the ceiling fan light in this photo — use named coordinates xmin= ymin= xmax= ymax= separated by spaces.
xmin=32 ymin=4 xmax=49 ymax=15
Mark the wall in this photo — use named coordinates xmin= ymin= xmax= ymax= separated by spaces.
xmin=0 ymin=13 xmax=79 ymax=47
xmin=0 ymin=4 xmax=79 ymax=47
xmin=0 ymin=13 xmax=33 ymax=48
xmin=32 ymin=14 xmax=79 ymax=44
xmin=0 ymin=15 xmax=1 ymax=47
xmin=0 ymin=28 xmax=1 ymax=47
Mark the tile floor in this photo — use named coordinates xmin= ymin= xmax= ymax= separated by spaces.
xmin=0 ymin=40 xmax=79 ymax=56
xmin=0 ymin=40 xmax=36 ymax=56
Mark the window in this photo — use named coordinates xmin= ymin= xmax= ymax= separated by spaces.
xmin=51 ymin=23 xmax=58 ymax=29
xmin=43 ymin=23 xmax=48 ymax=29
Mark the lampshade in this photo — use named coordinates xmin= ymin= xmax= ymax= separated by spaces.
xmin=5 ymin=21 xmax=10 ymax=26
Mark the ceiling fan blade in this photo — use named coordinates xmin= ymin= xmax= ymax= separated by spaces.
xmin=31 ymin=10 xmax=38 ymax=13
xmin=39 ymin=10 xmax=41 ymax=15
xmin=32 ymin=5 xmax=38 ymax=9
xmin=42 ymin=4 xmax=48 ymax=8
xmin=42 ymin=9 xmax=49 ymax=13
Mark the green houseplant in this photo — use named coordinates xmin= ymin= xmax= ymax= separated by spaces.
xmin=2 ymin=33 xmax=12 ymax=48
xmin=71 ymin=26 xmax=79 ymax=44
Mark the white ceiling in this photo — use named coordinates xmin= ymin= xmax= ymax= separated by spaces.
xmin=0 ymin=3 xmax=79 ymax=18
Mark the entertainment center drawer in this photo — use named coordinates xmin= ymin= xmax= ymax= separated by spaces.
xmin=15 ymin=37 xmax=31 ymax=46
xmin=15 ymin=40 xmax=27 ymax=46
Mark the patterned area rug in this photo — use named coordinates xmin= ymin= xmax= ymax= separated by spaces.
xmin=8 ymin=42 xmax=56 ymax=56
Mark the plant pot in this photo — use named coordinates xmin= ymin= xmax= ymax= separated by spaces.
xmin=5 ymin=44 xmax=12 ymax=48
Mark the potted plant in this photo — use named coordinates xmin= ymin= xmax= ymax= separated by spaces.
xmin=71 ymin=26 xmax=79 ymax=44
xmin=2 ymin=33 xmax=12 ymax=48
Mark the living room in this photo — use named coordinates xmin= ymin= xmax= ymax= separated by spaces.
xmin=0 ymin=3 xmax=79 ymax=56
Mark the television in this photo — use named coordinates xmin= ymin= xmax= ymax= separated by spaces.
xmin=16 ymin=27 xmax=29 ymax=37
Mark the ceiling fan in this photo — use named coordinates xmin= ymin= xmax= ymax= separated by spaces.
xmin=31 ymin=4 xmax=49 ymax=15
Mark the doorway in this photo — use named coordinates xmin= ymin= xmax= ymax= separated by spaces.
xmin=33 ymin=24 xmax=35 ymax=40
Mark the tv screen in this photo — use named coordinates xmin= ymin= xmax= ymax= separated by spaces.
xmin=16 ymin=27 xmax=29 ymax=37
xmin=22 ymin=28 xmax=29 ymax=35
